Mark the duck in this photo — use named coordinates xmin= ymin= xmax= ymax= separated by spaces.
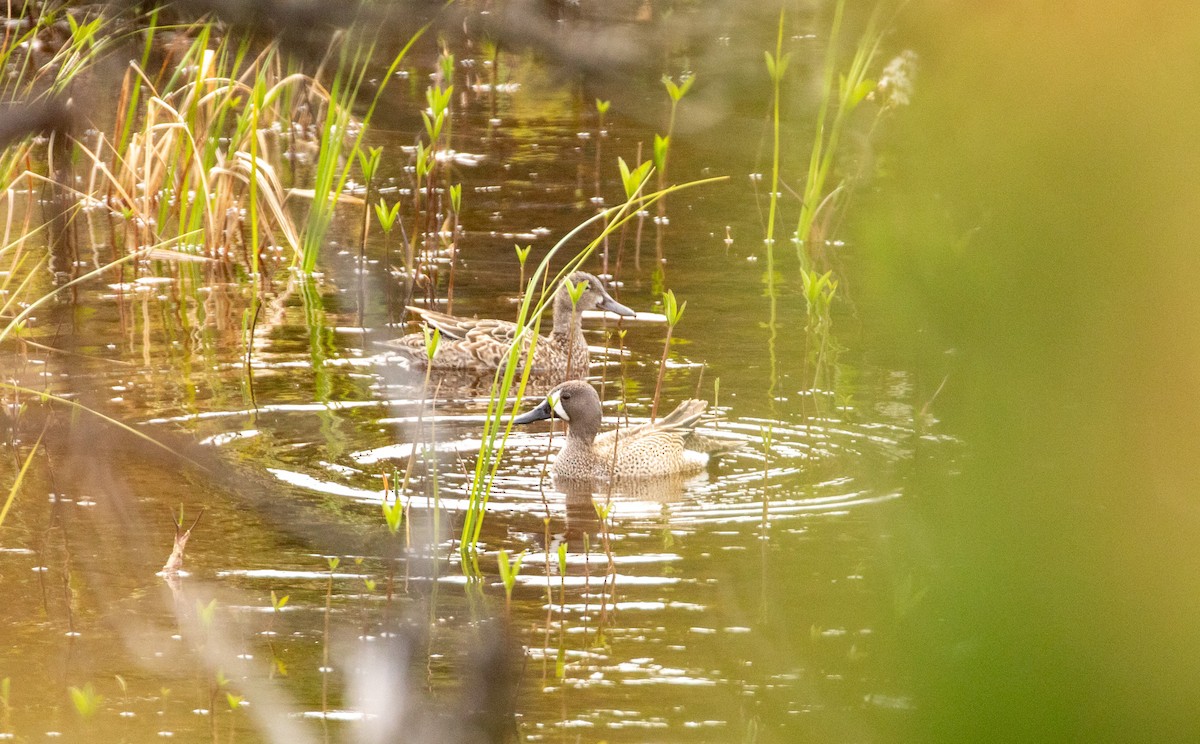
xmin=513 ymin=380 xmax=717 ymax=479
xmin=384 ymin=272 xmax=634 ymax=380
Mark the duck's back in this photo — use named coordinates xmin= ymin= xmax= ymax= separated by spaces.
xmin=564 ymin=399 xmax=709 ymax=479
xmin=387 ymin=308 xmax=578 ymax=374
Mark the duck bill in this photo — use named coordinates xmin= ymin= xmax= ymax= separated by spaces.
xmin=514 ymin=399 xmax=554 ymax=425
xmin=598 ymin=294 xmax=636 ymax=317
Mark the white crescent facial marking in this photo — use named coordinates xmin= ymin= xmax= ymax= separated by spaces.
xmin=548 ymin=392 xmax=570 ymax=421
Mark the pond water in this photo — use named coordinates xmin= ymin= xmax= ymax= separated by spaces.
xmin=16 ymin=1 xmax=1199 ymax=742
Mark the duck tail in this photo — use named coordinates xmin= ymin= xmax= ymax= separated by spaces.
xmin=658 ymin=399 xmax=708 ymax=432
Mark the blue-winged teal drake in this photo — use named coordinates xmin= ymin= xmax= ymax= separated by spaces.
xmin=514 ymin=380 xmax=715 ymax=479
xmin=385 ymin=272 xmax=634 ymax=380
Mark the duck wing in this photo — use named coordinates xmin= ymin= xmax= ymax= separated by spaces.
xmin=389 ymin=306 xmax=557 ymax=371
xmin=404 ymin=305 xmax=519 ymax=341
xmin=594 ymin=399 xmax=708 ymax=450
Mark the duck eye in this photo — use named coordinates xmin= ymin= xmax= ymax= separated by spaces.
xmin=561 ymin=393 xmax=571 ymax=400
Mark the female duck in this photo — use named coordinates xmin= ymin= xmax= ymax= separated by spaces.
xmin=514 ymin=380 xmax=712 ymax=479
xmin=386 ymin=272 xmax=633 ymax=380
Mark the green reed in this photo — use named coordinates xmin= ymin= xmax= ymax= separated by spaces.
xmin=763 ymin=11 xmax=789 ymax=403
xmin=0 ymin=433 xmax=41 ymax=529
xmin=299 ymin=25 xmax=428 ymax=273
xmin=794 ymin=0 xmax=887 ymax=261
xmin=651 ymin=289 xmax=686 ymax=421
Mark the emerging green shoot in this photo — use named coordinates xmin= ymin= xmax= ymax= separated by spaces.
xmin=617 ymin=157 xmax=653 ymax=199
xmin=497 ymin=549 xmax=526 ymax=607
xmin=68 ymin=683 xmax=103 ymax=718
xmin=662 ymin=74 xmax=695 ymax=103
xmin=422 ymin=326 xmax=442 ymax=362
xmin=514 ymin=244 xmax=532 ymax=267
xmin=270 ymin=591 xmax=289 ymax=612
xmin=801 ymin=268 xmax=838 ymax=321
xmin=653 ymin=134 xmax=669 ymax=172
xmin=375 ymin=199 xmax=402 ymax=233
xmin=564 ymin=276 xmax=588 ymax=308
xmin=197 ymin=599 xmax=217 ymax=629
xmin=651 ymin=290 xmax=686 ymax=420
xmin=382 ymin=489 xmax=404 ymax=535
xmin=662 ymin=289 xmax=687 ymax=327
xmin=358 ymin=146 xmax=383 ymax=184
xmin=514 ymin=244 xmax=532 ymax=290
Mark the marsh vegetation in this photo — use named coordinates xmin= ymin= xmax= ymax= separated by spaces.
xmin=2 ymin=0 xmax=1196 ymax=742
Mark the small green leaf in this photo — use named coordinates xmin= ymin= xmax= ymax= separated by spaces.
xmin=653 ymin=134 xmax=669 ymax=171
xmin=449 ymin=183 xmax=462 ymax=213
xmin=663 ymin=75 xmax=681 ymax=101
xmin=382 ymin=492 xmax=404 ymax=535
xmin=595 ymin=99 xmax=610 ymax=115
xmin=226 ymin=693 xmax=244 ymax=710
xmin=68 ymin=683 xmax=103 ymax=718
xmin=848 ymin=78 xmax=875 ymax=110
xmin=617 ymin=157 xmax=652 ymax=199
xmin=678 ymin=74 xmax=695 ymax=98
xmin=662 ymin=289 xmax=686 ymax=326
xmin=514 ymin=244 xmax=531 ymax=266
xmin=556 ymin=542 xmax=567 ymax=575
xmin=564 ymin=277 xmax=588 ymax=308
xmin=423 ymin=326 xmax=441 ymax=362
xmin=422 ymin=110 xmax=444 ymax=142
xmin=197 ymin=598 xmax=217 ymax=628
xmin=375 ymin=198 xmax=400 ymax=232
xmin=326 ymin=556 xmax=340 ymax=571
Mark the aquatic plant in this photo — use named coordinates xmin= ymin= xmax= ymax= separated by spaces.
xmin=651 ymin=74 xmax=695 ymax=275
xmin=68 ymin=682 xmax=103 ymax=718
xmin=0 ymin=433 xmax=40 ymax=529
xmin=356 ymin=145 xmax=384 ymax=325
xmin=651 ymin=289 xmax=687 ymax=420
xmin=497 ymin=549 xmax=526 ymax=611
xmin=801 ymin=268 xmax=839 ymax=396
xmin=794 ymin=0 xmax=889 ymax=262
xmin=514 ymin=244 xmax=532 ymax=292
xmin=300 ymin=28 xmax=427 ymax=274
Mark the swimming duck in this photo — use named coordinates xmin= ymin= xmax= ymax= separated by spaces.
xmin=513 ymin=380 xmax=714 ymax=479
xmin=385 ymin=272 xmax=634 ymax=379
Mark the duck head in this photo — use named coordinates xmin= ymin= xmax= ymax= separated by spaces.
xmin=513 ymin=380 xmax=602 ymax=440
xmin=557 ymin=271 xmax=635 ymax=318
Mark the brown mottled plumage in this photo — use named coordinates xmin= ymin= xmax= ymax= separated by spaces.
xmin=384 ymin=272 xmax=634 ymax=380
xmin=514 ymin=380 xmax=714 ymax=479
